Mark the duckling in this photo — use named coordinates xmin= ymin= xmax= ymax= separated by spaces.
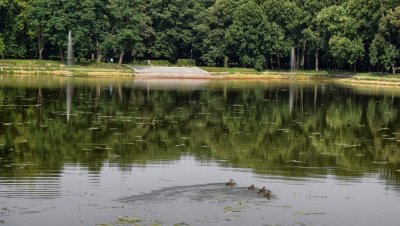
xmin=257 ymin=187 xmax=267 ymax=194
xmin=264 ymin=190 xmax=272 ymax=199
xmin=248 ymin=184 xmax=256 ymax=190
xmin=226 ymin=179 xmax=236 ymax=186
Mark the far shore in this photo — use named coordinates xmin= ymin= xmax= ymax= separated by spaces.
xmin=1 ymin=59 xmax=400 ymax=88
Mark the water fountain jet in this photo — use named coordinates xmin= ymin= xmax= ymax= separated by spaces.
xmin=67 ymin=30 xmax=73 ymax=76
xmin=290 ymin=47 xmax=296 ymax=72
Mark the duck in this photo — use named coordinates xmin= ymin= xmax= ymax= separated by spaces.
xmin=225 ymin=179 xmax=236 ymax=186
xmin=257 ymin=187 xmax=267 ymax=194
xmin=248 ymin=184 xmax=256 ymax=190
xmin=263 ymin=190 xmax=272 ymax=199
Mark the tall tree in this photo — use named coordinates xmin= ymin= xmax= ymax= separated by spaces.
xmin=226 ymin=0 xmax=285 ymax=70
xmin=147 ymin=0 xmax=206 ymax=62
xmin=0 ymin=0 xmax=31 ymax=58
xmin=370 ymin=6 xmax=400 ymax=73
xmin=194 ymin=0 xmax=246 ymax=66
xmin=107 ymin=0 xmax=150 ymax=64
xmin=44 ymin=0 xmax=105 ymax=60
xmin=28 ymin=0 xmax=49 ymax=60
xmin=89 ymin=0 xmax=109 ymax=62
xmin=329 ymin=36 xmax=364 ymax=71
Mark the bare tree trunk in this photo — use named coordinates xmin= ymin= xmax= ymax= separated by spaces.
xmin=38 ymin=29 xmax=44 ymax=60
xmin=224 ymin=55 xmax=228 ymax=68
xmin=38 ymin=38 xmax=44 ymax=60
xmin=270 ymin=54 xmax=273 ymax=69
xmin=392 ymin=63 xmax=396 ymax=74
xmin=277 ymin=54 xmax=280 ymax=69
xmin=39 ymin=48 xmax=43 ymax=60
xmin=96 ymin=39 xmax=102 ymax=63
xmin=301 ymin=41 xmax=306 ymax=68
xmin=59 ymin=48 xmax=64 ymax=61
xmin=354 ymin=61 xmax=357 ymax=72
xmin=315 ymin=49 xmax=319 ymax=71
xmin=118 ymin=48 xmax=125 ymax=65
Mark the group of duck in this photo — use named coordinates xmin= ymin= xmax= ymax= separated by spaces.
xmin=225 ymin=179 xmax=272 ymax=199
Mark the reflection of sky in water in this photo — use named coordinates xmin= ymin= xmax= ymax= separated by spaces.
xmin=1 ymin=157 xmax=399 ymax=226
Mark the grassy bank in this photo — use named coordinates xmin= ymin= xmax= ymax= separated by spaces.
xmin=0 ymin=59 xmax=133 ymax=77
xmin=200 ymin=66 xmax=400 ymax=86
xmin=1 ymin=60 xmax=400 ymax=87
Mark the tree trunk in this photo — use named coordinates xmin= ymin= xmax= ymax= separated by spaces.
xmin=270 ymin=54 xmax=273 ymax=69
xmin=224 ymin=55 xmax=229 ymax=68
xmin=96 ymin=40 xmax=102 ymax=63
xmin=354 ymin=61 xmax=357 ymax=72
xmin=301 ymin=41 xmax=306 ymax=68
xmin=59 ymin=48 xmax=64 ymax=61
xmin=38 ymin=29 xmax=44 ymax=60
xmin=38 ymin=37 xmax=44 ymax=60
xmin=392 ymin=64 xmax=396 ymax=74
xmin=39 ymin=48 xmax=43 ymax=60
xmin=277 ymin=54 xmax=280 ymax=69
xmin=118 ymin=48 xmax=125 ymax=65
xmin=315 ymin=49 xmax=319 ymax=71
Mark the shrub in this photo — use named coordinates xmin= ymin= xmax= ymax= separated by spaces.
xmin=176 ymin=59 xmax=195 ymax=66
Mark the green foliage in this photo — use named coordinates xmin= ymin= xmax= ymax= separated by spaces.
xmin=108 ymin=0 xmax=146 ymax=54
xmin=370 ymin=35 xmax=399 ymax=71
xmin=369 ymin=6 xmax=400 ymax=72
xmin=176 ymin=59 xmax=195 ymax=66
xmin=147 ymin=0 xmax=205 ymax=62
xmin=131 ymin=59 xmax=172 ymax=66
xmin=0 ymin=0 xmax=399 ymax=72
xmin=0 ymin=36 xmax=5 ymax=57
xmin=329 ymin=36 xmax=364 ymax=66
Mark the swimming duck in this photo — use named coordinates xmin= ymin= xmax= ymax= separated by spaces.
xmin=248 ymin=184 xmax=255 ymax=190
xmin=257 ymin=187 xmax=267 ymax=194
xmin=226 ymin=179 xmax=236 ymax=186
xmin=264 ymin=190 xmax=272 ymax=199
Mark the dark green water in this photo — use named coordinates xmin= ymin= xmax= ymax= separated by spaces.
xmin=0 ymin=76 xmax=400 ymax=225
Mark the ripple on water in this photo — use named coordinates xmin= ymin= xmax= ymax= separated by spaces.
xmin=0 ymin=172 xmax=61 ymax=199
xmin=120 ymin=183 xmax=275 ymax=206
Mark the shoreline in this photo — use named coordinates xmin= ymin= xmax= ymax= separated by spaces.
xmin=2 ymin=65 xmax=400 ymax=88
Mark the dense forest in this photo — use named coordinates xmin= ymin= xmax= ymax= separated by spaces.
xmin=0 ymin=0 xmax=399 ymax=72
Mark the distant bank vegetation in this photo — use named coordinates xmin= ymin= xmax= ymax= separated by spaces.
xmin=0 ymin=0 xmax=399 ymax=73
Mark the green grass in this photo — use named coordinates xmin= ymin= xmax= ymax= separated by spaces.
xmin=200 ymin=67 xmax=259 ymax=73
xmin=0 ymin=59 xmax=129 ymax=70
xmin=0 ymin=59 xmax=62 ymax=67
xmin=1 ymin=60 xmax=398 ymax=82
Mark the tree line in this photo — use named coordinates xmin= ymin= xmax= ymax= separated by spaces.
xmin=0 ymin=0 xmax=399 ymax=72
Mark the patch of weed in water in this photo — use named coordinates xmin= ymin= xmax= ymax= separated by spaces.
xmin=116 ymin=216 xmax=142 ymax=224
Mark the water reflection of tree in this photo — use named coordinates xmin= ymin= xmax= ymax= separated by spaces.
xmin=0 ymin=82 xmax=399 ymax=187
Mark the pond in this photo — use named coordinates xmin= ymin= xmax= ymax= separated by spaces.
xmin=0 ymin=76 xmax=400 ymax=226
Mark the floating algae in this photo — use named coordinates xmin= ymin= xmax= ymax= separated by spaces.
xmin=224 ymin=201 xmax=247 ymax=215
xmin=115 ymin=216 xmax=142 ymax=224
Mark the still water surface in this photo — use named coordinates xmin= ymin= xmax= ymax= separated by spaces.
xmin=0 ymin=76 xmax=400 ymax=225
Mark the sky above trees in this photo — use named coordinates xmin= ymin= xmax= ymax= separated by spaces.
xmin=0 ymin=0 xmax=399 ymax=72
